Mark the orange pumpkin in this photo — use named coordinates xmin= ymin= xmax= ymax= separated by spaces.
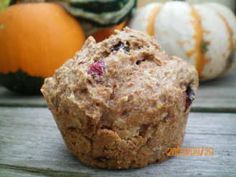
xmin=92 ymin=22 xmax=126 ymax=42
xmin=0 ymin=3 xmax=85 ymax=94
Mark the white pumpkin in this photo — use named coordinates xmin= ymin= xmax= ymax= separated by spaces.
xmin=129 ymin=2 xmax=236 ymax=81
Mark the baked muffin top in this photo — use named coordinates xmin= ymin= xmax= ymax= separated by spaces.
xmin=41 ymin=27 xmax=198 ymax=138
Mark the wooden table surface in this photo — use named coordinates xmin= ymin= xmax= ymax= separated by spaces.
xmin=0 ymin=71 xmax=236 ymax=177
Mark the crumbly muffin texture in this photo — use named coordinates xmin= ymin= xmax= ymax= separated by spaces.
xmin=41 ymin=28 xmax=198 ymax=169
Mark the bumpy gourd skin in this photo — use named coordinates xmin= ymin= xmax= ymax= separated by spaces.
xmin=0 ymin=70 xmax=43 ymax=94
xmin=41 ymin=28 xmax=199 ymax=169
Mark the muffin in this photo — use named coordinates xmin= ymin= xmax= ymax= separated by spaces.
xmin=41 ymin=28 xmax=198 ymax=169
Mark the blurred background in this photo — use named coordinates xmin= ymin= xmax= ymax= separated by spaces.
xmin=138 ymin=0 xmax=236 ymax=12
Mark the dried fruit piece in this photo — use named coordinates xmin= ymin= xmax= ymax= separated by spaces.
xmin=136 ymin=57 xmax=146 ymax=65
xmin=111 ymin=41 xmax=130 ymax=52
xmin=185 ymin=85 xmax=195 ymax=111
xmin=88 ymin=60 xmax=105 ymax=76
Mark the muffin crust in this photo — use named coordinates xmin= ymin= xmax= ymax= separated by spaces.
xmin=41 ymin=28 xmax=199 ymax=169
